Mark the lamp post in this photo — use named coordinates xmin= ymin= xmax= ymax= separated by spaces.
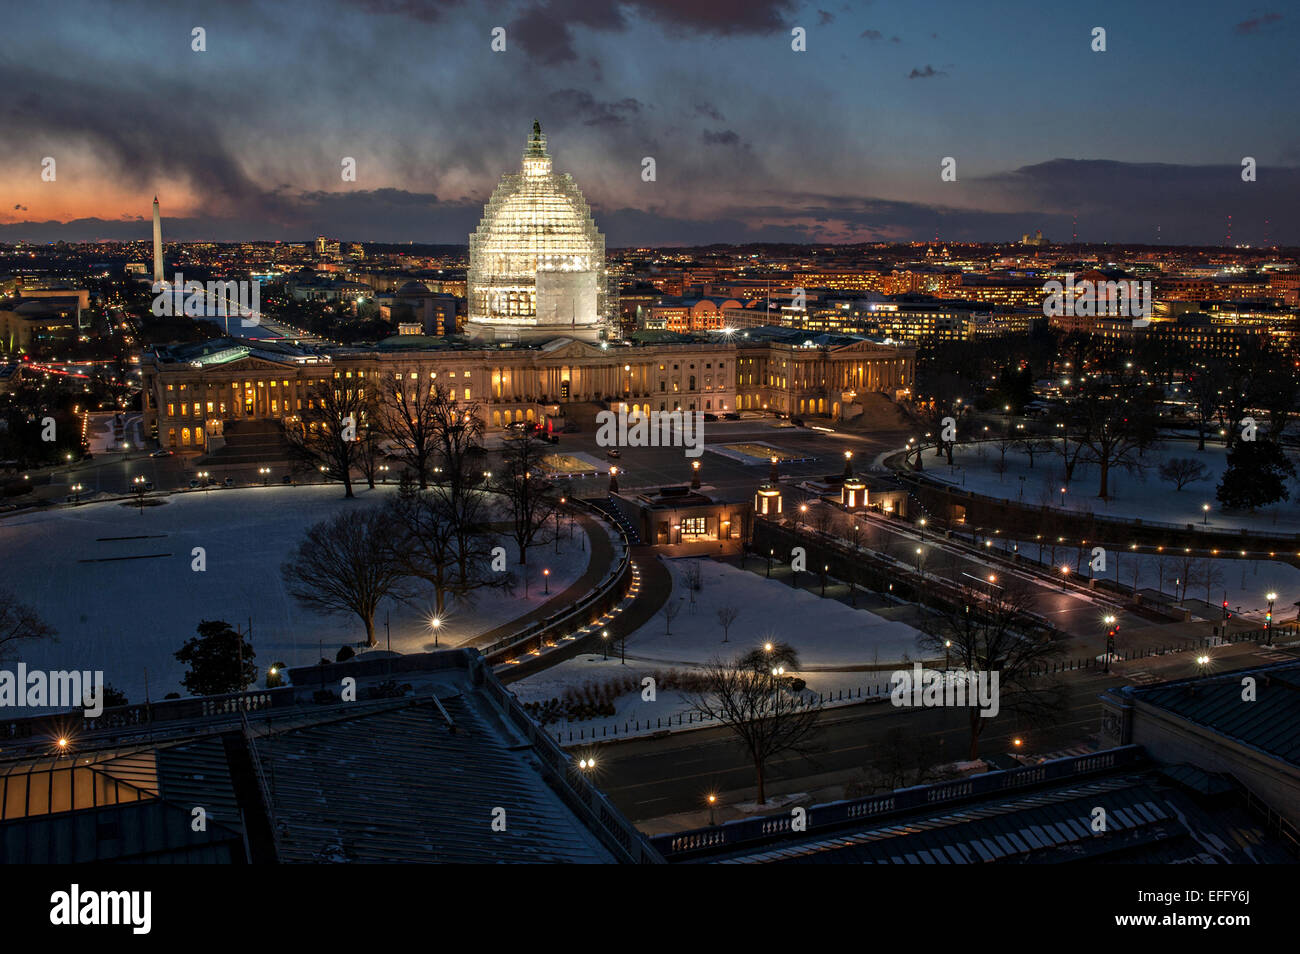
xmin=543 ymin=568 xmax=550 ymax=595
xmin=601 ymin=628 xmax=609 ymax=660
xmin=919 ymin=517 xmax=926 ymax=542
xmin=1266 ymin=591 xmax=1277 ymax=644
xmin=691 ymin=459 xmax=701 ymax=489
xmin=70 ymin=482 xmax=83 ymax=505
xmin=429 ymin=615 xmax=442 ymax=649
xmin=944 ymin=639 xmax=951 ymax=670
xmin=767 ymin=548 xmax=773 ymax=577
xmin=259 ymin=466 xmax=271 ymax=485
xmin=1202 ymin=503 xmax=1210 ymax=526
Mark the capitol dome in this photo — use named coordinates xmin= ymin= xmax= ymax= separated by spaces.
xmin=465 ymin=121 xmax=613 ymax=343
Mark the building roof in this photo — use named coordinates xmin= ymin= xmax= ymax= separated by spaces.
xmin=0 ymin=650 xmax=658 ymax=864
xmin=655 ymin=748 xmax=1297 ymax=865
xmin=1118 ymin=661 xmax=1300 ymax=768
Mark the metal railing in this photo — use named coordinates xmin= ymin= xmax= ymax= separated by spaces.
xmin=651 ymin=745 xmax=1147 ymax=860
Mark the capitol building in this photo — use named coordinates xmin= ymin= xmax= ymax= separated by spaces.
xmin=465 ymin=122 xmax=613 ymax=343
xmin=139 ymin=123 xmax=914 ymax=452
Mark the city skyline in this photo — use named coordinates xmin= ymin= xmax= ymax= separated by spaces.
xmin=3 ymin=0 xmax=1297 ymax=247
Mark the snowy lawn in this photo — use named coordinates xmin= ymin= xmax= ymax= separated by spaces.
xmin=0 ymin=485 xmax=595 ymax=702
xmin=923 ymin=438 xmax=1300 ymax=533
xmin=511 ymin=558 xmax=923 ymax=735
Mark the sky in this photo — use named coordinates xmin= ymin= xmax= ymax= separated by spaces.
xmin=2 ymin=0 xmax=1298 ymax=247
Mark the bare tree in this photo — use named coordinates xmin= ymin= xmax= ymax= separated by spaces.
xmin=385 ymin=476 xmax=507 ymax=617
xmin=281 ymin=506 xmax=408 ymax=646
xmin=0 ymin=589 xmax=56 ymax=661
xmin=917 ymin=580 xmax=1067 ymax=760
xmin=716 ymin=605 xmax=739 ymax=643
xmin=492 ymin=429 xmax=559 ymax=565
xmin=662 ymin=599 xmax=682 ymax=635
xmin=1014 ymin=435 xmax=1053 ymax=470
xmin=376 ymin=371 xmax=440 ymax=488
xmin=1186 ymin=365 xmax=1224 ymax=452
xmin=1069 ymin=371 xmax=1160 ymax=498
xmin=690 ymin=648 xmax=822 ymax=804
xmin=1199 ymin=557 xmax=1224 ymax=607
xmin=1158 ymin=457 xmax=1209 ymax=491
xmin=354 ymin=420 xmax=386 ymax=490
xmin=286 ymin=378 xmax=373 ymax=498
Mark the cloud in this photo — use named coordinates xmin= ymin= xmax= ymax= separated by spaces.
xmin=860 ymin=28 xmax=882 ymax=40
xmin=510 ymin=0 xmax=797 ymax=63
xmin=1234 ymin=12 xmax=1282 ymax=34
xmin=907 ymin=65 xmax=944 ymax=78
xmin=546 ymin=89 xmax=644 ymax=126
xmin=701 ymin=129 xmax=747 ymax=148
xmin=694 ymin=101 xmax=725 ymax=122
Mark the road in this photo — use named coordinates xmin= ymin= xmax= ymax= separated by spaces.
xmin=590 ymin=640 xmax=1300 ymax=825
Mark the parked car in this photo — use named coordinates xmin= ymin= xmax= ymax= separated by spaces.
xmin=222 ymin=476 xmax=235 ymax=487
xmin=188 ymin=479 xmax=200 ymax=489
xmin=605 ymin=448 xmax=621 ymax=459
xmin=144 ymin=480 xmax=155 ymax=491
xmin=150 ymin=449 xmax=173 ymax=458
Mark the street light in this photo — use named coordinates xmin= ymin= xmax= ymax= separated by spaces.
xmin=918 ymin=516 xmax=926 ymax=541
xmin=259 ymin=466 xmax=271 ymax=485
xmin=1202 ymin=503 xmax=1210 ymax=526
xmin=601 ymin=628 xmax=609 ymax=660
xmin=429 ymin=615 xmax=443 ymax=648
xmin=1266 ymin=591 xmax=1277 ymax=644
xmin=70 ymin=482 xmax=83 ymax=505
xmin=543 ymin=568 xmax=550 ymax=595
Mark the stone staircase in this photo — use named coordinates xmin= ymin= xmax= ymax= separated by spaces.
xmin=557 ymin=401 xmax=607 ymax=433
xmin=200 ymin=419 xmax=292 ymax=465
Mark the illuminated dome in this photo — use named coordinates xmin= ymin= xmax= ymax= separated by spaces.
xmin=466 ymin=121 xmax=613 ymax=343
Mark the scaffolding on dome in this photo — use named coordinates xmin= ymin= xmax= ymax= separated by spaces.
xmin=466 ymin=122 xmax=615 ymax=343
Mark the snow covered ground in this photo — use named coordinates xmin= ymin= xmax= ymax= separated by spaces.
xmin=511 ymin=559 xmax=923 ymax=736
xmin=923 ymin=439 xmax=1300 ymax=533
xmin=0 ymin=485 xmax=595 ymax=702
